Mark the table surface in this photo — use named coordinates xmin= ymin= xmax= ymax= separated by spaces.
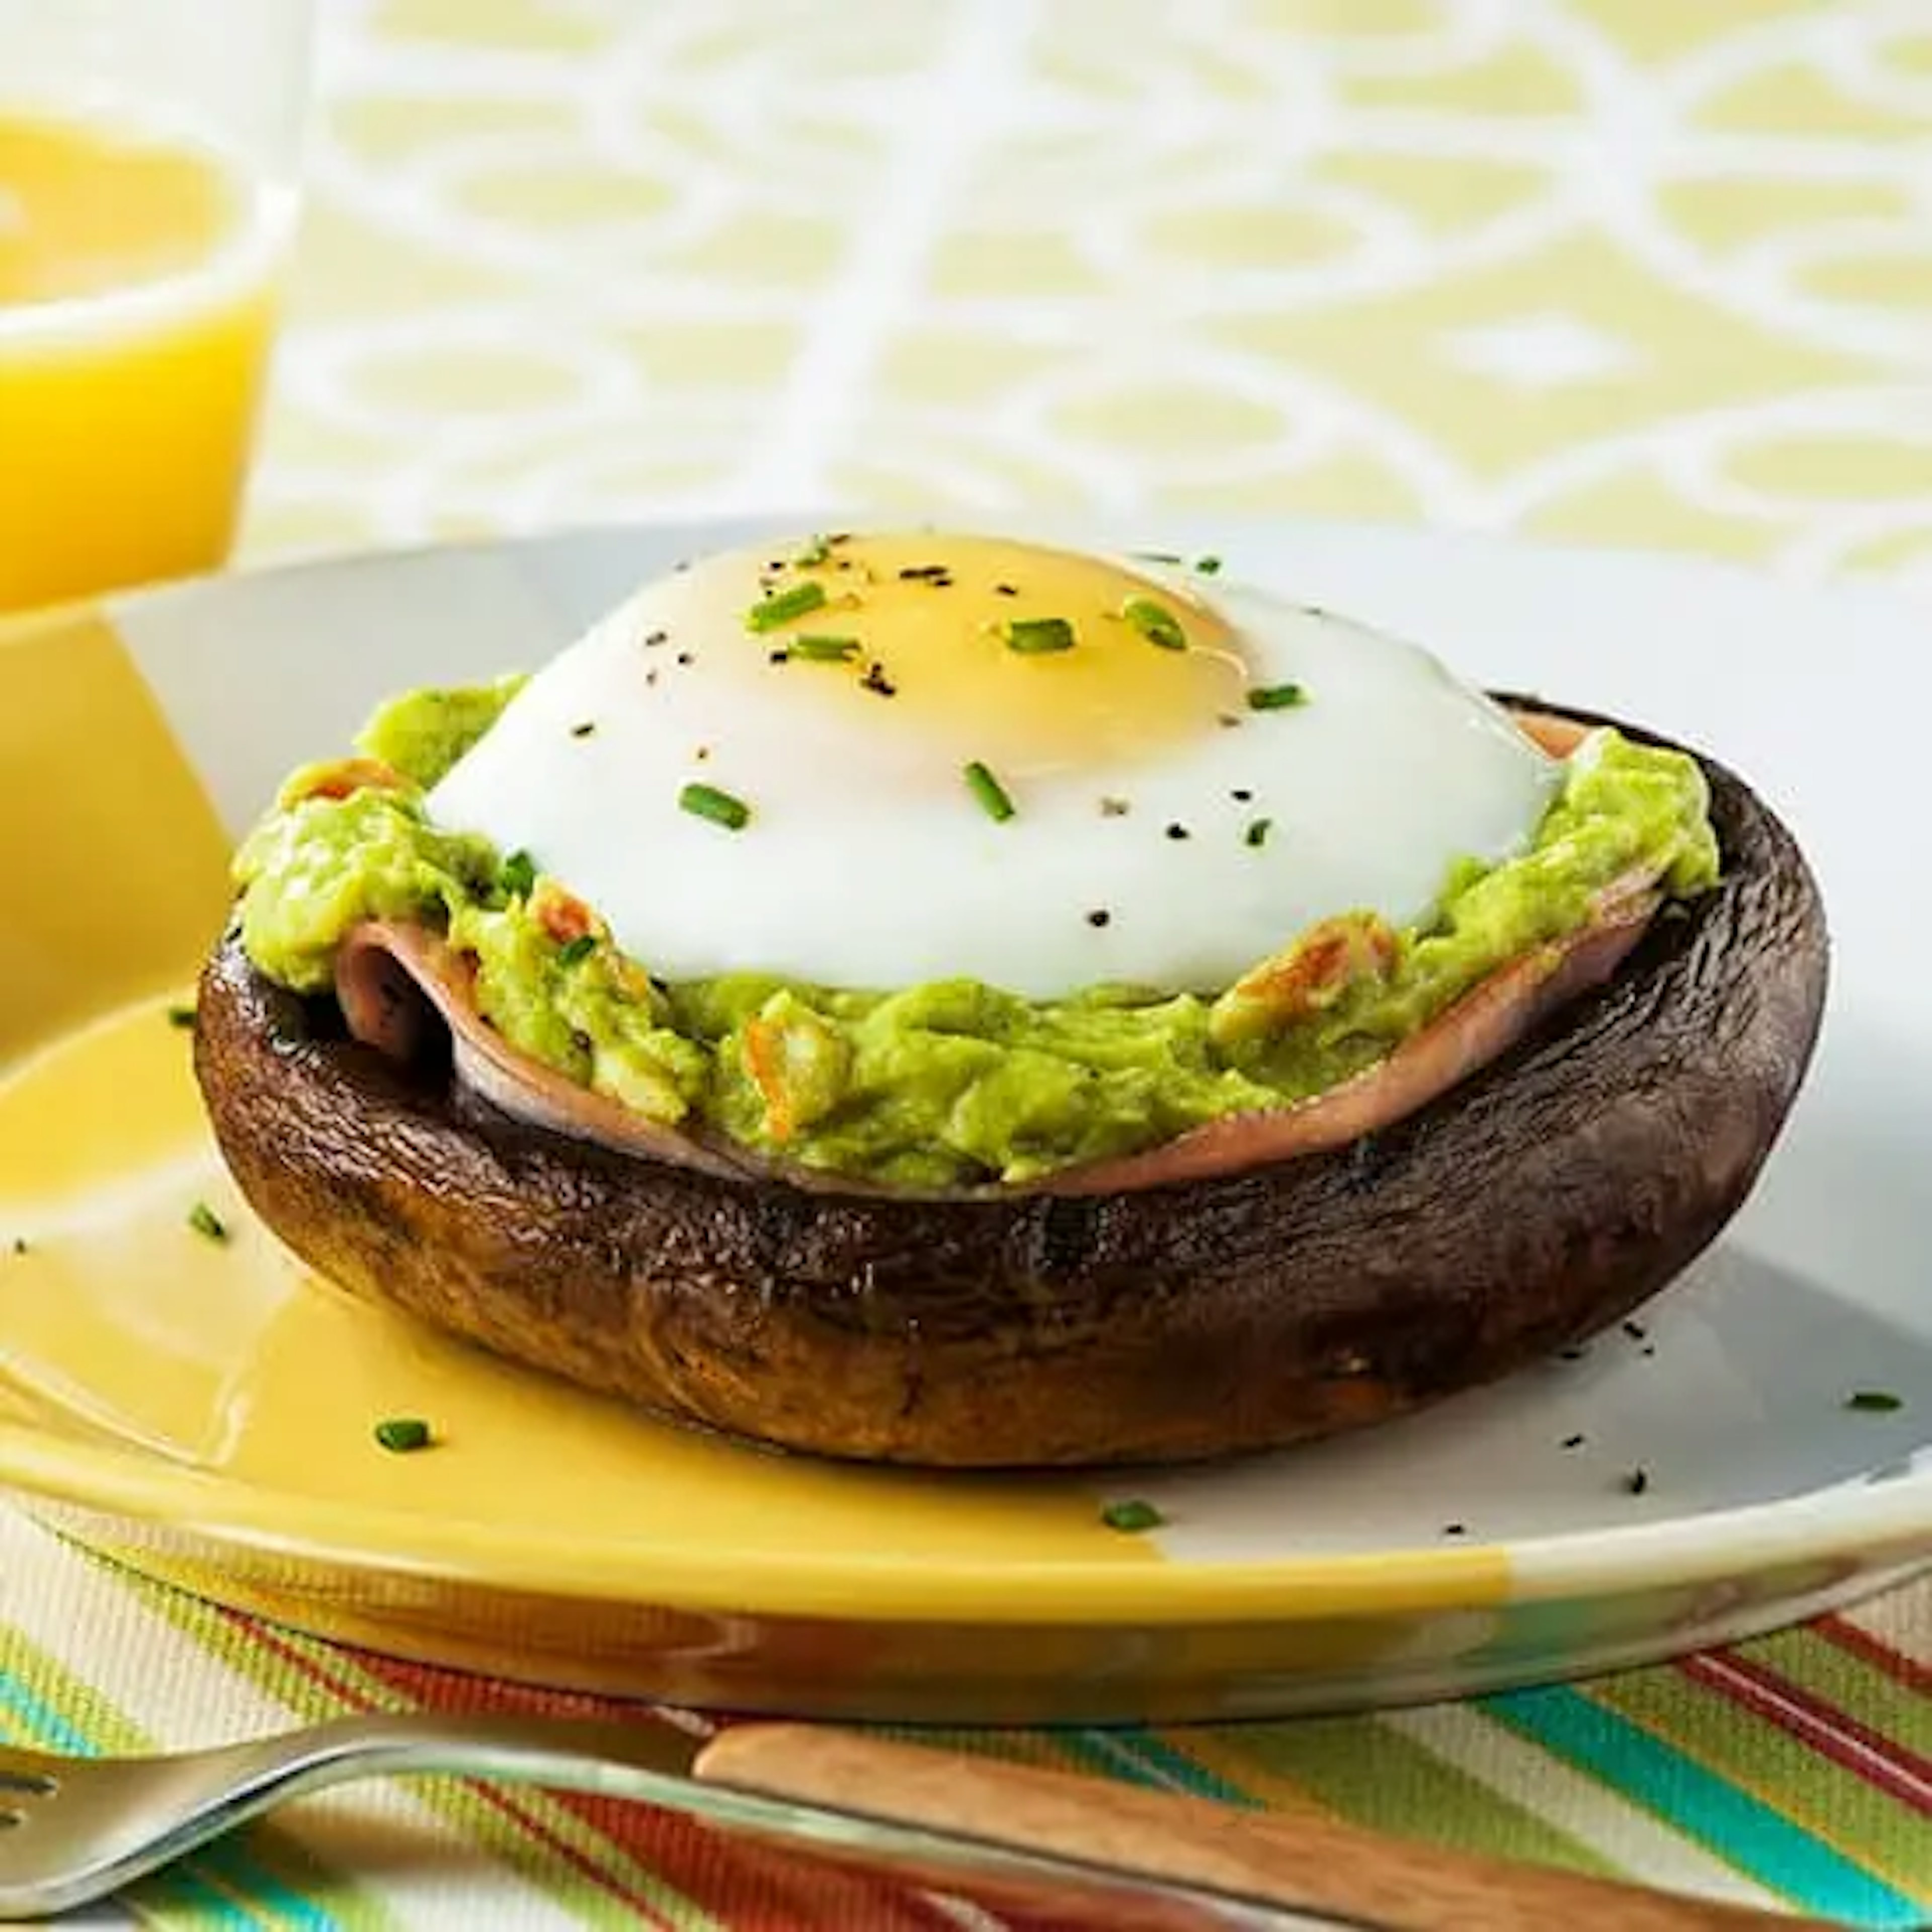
xmin=7 ymin=2 xmax=1930 ymax=1926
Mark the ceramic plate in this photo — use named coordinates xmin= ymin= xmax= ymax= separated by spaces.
xmin=1 ymin=517 xmax=1927 ymax=1725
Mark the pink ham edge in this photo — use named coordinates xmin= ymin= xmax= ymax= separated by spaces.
xmin=333 ymin=707 xmax=1670 ymax=1198
xmin=1036 ymin=891 xmax=1655 ymax=1196
xmin=336 ymin=922 xmax=760 ymax=1185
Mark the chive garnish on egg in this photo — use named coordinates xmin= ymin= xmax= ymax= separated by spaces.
xmin=167 ymin=1003 xmax=197 ymax=1029
xmin=1194 ymin=554 xmax=1222 ymax=575
xmin=1120 ymin=596 xmax=1184 ymax=651
xmin=744 ymin=581 xmax=828 ymax=633
xmin=1001 ymin=616 xmax=1076 ymax=656
xmin=964 ymin=760 xmax=1016 ymax=823
xmin=680 ymin=781 xmax=752 ymax=831
xmin=782 ymin=634 xmax=860 ymax=663
xmin=1247 ymin=683 xmax=1307 ymax=712
xmin=1245 ymin=818 xmax=1273 ymax=848
xmin=1101 ymin=1499 xmax=1164 ymax=1533
xmin=557 ymin=934 xmax=598 ymax=967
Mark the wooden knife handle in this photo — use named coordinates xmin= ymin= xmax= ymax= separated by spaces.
xmin=697 ymin=1723 xmax=1834 ymax=1932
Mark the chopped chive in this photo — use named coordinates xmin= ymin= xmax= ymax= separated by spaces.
xmin=557 ymin=934 xmax=597 ymax=967
xmin=166 ymin=1003 xmax=198 ymax=1029
xmin=1001 ymin=616 xmax=1076 ymax=655
xmin=1244 ymin=817 xmax=1273 ymax=848
xmin=187 ymin=1201 xmax=228 ymax=1244
xmin=680 ymin=782 xmax=752 ymax=831
xmin=783 ymin=633 xmax=860 ymax=663
xmin=1101 ymin=1498 xmax=1164 ymax=1533
xmin=963 ymin=761 xmax=1016 ymax=823
xmin=1129 ymin=549 xmax=1182 ymax=566
xmin=1120 ymin=596 xmax=1185 ymax=651
xmin=374 ymin=1417 xmax=433 ymax=1454
xmin=570 ymin=719 xmax=597 ymax=739
xmin=499 ymin=850 xmax=537 ymax=898
xmin=643 ymin=628 xmax=668 ymax=647
xmin=744 ymin=581 xmax=827 ymax=633
xmin=1845 ymin=1389 xmax=1903 ymax=1413
xmin=1247 ymin=683 xmax=1307 ymax=712
xmin=793 ymin=534 xmax=832 ymax=567
xmin=1194 ymin=554 xmax=1222 ymax=575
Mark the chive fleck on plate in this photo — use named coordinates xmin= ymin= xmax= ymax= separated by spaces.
xmin=0 ymin=517 xmax=1926 ymax=1723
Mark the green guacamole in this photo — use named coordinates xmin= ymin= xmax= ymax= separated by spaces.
xmin=233 ymin=682 xmax=1720 ymax=1187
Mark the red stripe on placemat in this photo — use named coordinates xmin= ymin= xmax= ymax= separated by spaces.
xmin=351 ymin=1646 xmax=997 ymax=1932
xmin=237 ymin=1618 xmax=689 ymax=1927
xmin=1815 ymin=1614 xmax=1932 ymax=1697
xmin=1680 ymin=1652 xmax=1932 ymax=1816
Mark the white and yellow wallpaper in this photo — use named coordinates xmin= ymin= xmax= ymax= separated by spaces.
xmin=248 ymin=0 xmax=1932 ymax=587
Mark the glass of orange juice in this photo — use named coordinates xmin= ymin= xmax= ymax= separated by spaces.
xmin=0 ymin=0 xmax=313 ymax=614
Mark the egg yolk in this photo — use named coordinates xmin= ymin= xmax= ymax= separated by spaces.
xmin=667 ymin=533 xmax=1254 ymax=780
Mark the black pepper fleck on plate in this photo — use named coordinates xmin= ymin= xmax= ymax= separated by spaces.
xmin=1231 ymin=788 xmax=1253 ymax=802
xmin=676 ymin=651 xmax=695 ymax=666
xmin=1561 ymin=1432 xmax=1586 ymax=1450
xmin=1100 ymin=796 xmax=1131 ymax=817
xmin=861 ymin=662 xmax=898 ymax=698
xmin=643 ymin=629 xmax=668 ymax=647
xmin=1622 ymin=1320 xmax=1648 ymax=1342
xmin=1558 ymin=1345 xmax=1587 ymax=1362
xmin=1086 ymin=909 xmax=1112 ymax=929
xmin=1441 ymin=1523 xmax=1467 ymax=1538
xmin=1624 ymin=1467 xmax=1651 ymax=1495
xmin=1164 ymin=822 xmax=1190 ymax=841
xmin=570 ymin=720 xmax=596 ymax=739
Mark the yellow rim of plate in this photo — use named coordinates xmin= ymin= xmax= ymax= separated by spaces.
xmin=2 ymin=1416 xmax=1927 ymax=1626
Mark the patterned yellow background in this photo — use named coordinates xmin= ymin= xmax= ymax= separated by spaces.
xmin=243 ymin=0 xmax=1932 ymax=587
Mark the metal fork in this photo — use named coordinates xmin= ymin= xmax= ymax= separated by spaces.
xmin=0 ymin=1712 xmax=1354 ymax=1927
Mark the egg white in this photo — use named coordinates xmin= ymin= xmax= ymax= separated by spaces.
xmin=427 ymin=552 xmax=1561 ymax=999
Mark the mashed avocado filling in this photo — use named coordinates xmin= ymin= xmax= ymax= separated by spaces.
xmin=233 ymin=682 xmax=1720 ymax=1187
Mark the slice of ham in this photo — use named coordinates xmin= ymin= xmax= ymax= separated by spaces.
xmin=333 ymin=709 xmax=1666 ymax=1197
xmin=1037 ymin=884 xmax=1656 ymax=1196
xmin=337 ymin=923 xmax=761 ymax=1185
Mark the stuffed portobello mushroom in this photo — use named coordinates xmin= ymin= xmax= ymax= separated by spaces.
xmin=195 ymin=532 xmax=1828 ymax=1466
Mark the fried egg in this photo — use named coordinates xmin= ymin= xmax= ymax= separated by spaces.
xmin=427 ymin=532 xmax=1561 ymax=998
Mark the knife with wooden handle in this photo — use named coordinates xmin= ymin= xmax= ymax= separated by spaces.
xmin=698 ymin=1724 xmax=1840 ymax=1931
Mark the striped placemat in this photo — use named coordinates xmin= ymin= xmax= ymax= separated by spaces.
xmin=3 ymin=1509 xmax=1925 ymax=1928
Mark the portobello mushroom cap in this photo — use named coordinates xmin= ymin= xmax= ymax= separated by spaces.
xmin=193 ymin=700 xmax=1829 ymax=1468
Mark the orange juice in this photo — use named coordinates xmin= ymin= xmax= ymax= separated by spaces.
xmin=0 ymin=111 xmax=291 ymax=613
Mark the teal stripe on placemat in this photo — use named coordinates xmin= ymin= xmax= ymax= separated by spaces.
xmin=0 ymin=1668 xmax=338 ymax=1932
xmin=1485 ymin=1683 xmax=1927 ymax=1928
xmin=1070 ymin=1727 xmax=1257 ymax=1804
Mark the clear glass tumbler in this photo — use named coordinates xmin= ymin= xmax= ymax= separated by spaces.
xmin=0 ymin=0 xmax=314 ymax=614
